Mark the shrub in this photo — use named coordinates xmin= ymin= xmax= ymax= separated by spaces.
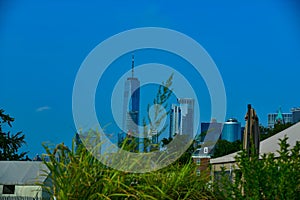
xmin=42 ymin=137 xmax=214 ymax=199
xmin=214 ymin=135 xmax=300 ymax=199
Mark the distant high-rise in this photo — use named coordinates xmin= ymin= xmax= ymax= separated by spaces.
xmin=169 ymin=104 xmax=181 ymax=138
xmin=291 ymin=108 xmax=300 ymax=124
xmin=168 ymin=98 xmax=194 ymax=141
xmin=122 ymin=55 xmax=140 ymax=148
xmin=267 ymin=107 xmax=293 ymax=128
xmin=221 ymin=118 xmax=241 ymax=142
xmin=200 ymin=118 xmax=241 ymax=143
xmin=178 ymin=98 xmax=195 ymax=138
xmin=200 ymin=119 xmax=223 ymax=142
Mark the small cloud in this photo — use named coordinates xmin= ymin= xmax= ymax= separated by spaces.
xmin=36 ymin=106 xmax=51 ymax=112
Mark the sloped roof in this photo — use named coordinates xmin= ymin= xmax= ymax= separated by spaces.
xmin=0 ymin=161 xmax=49 ymax=185
xmin=211 ymin=122 xmax=300 ymax=164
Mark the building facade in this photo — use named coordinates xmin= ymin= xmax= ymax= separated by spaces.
xmin=192 ymin=148 xmax=211 ymax=176
xmin=221 ymin=118 xmax=241 ymax=142
xmin=178 ymin=98 xmax=195 ymax=138
xmin=122 ymin=55 xmax=140 ymax=150
xmin=200 ymin=118 xmax=241 ymax=143
xmin=267 ymin=107 xmax=293 ymax=128
xmin=169 ymin=104 xmax=181 ymax=138
xmin=200 ymin=120 xmax=223 ymax=143
xmin=291 ymin=107 xmax=300 ymax=124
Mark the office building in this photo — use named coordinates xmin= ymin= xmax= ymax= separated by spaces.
xmin=200 ymin=119 xmax=223 ymax=142
xmin=169 ymin=104 xmax=181 ymax=138
xmin=200 ymin=118 xmax=241 ymax=143
xmin=178 ymin=98 xmax=195 ymax=138
xmin=221 ymin=118 xmax=241 ymax=142
xmin=267 ymin=107 xmax=293 ymax=128
xmin=291 ymin=107 xmax=300 ymax=124
xmin=122 ymin=55 xmax=140 ymax=150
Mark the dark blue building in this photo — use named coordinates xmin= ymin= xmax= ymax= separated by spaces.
xmin=200 ymin=120 xmax=223 ymax=143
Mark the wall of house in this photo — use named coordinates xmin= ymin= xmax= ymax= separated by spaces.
xmin=0 ymin=185 xmax=43 ymax=199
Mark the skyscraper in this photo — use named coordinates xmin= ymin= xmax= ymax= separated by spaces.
xmin=169 ymin=104 xmax=181 ymax=138
xmin=179 ymin=98 xmax=195 ymax=138
xmin=168 ymin=98 xmax=194 ymax=142
xmin=122 ymin=55 xmax=140 ymax=147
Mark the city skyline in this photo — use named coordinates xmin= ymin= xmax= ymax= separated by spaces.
xmin=1 ymin=1 xmax=300 ymax=157
xmin=120 ymin=56 xmax=197 ymax=151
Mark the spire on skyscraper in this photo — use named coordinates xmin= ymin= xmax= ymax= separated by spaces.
xmin=131 ymin=54 xmax=134 ymax=78
xmin=122 ymin=54 xmax=140 ymax=151
xmin=275 ymin=107 xmax=284 ymax=124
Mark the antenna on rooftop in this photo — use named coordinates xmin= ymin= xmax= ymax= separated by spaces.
xmin=131 ymin=54 xmax=134 ymax=78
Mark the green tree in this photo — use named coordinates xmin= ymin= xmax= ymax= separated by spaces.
xmin=0 ymin=109 xmax=27 ymax=160
xmin=161 ymin=135 xmax=196 ymax=165
xmin=211 ymin=139 xmax=242 ymax=158
xmin=260 ymin=123 xmax=293 ymax=141
xmin=161 ymin=137 xmax=172 ymax=147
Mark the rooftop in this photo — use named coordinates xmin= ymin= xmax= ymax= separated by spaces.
xmin=210 ymin=122 xmax=300 ymax=164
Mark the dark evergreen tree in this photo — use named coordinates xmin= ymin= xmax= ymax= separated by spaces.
xmin=0 ymin=109 xmax=27 ymax=160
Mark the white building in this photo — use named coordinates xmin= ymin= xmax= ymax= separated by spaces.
xmin=169 ymin=104 xmax=181 ymax=138
xmin=0 ymin=161 xmax=51 ymax=199
xmin=178 ymin=98 xmax=195 ymax=138
xmin=169 ymin=99 xmax=195 ymax=141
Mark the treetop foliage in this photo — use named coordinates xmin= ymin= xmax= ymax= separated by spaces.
xmin=0 ymin=109 xmax=27 ymax=160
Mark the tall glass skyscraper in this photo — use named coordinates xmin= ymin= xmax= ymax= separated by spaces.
xmin=122 ymin=55 xmax=140 ymax=149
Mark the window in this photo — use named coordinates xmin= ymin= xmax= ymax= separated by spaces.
xmin=3 ymin=185 xmax=15 ymax=194
xmin=204 ymin=147 xmax=208 ymax=154
xmin=196 ymin=159 xmax=201 ymax=165
xmin=196 ymin=169 xmax=201 ymax=176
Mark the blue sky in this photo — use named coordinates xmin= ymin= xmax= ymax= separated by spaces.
xmin=1 ymin=0 xmax=300 ymax=157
